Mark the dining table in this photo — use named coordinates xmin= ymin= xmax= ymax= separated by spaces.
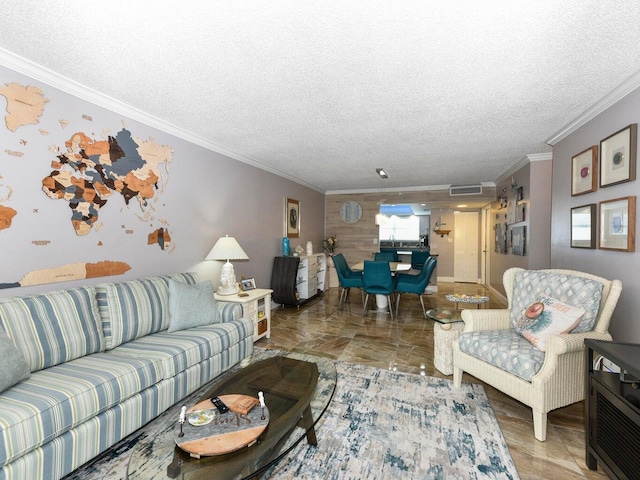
xmin=350 ymin=261 xmax=412 ymax=310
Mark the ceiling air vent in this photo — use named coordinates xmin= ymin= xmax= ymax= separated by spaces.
xmin=449 ymin=184 xmax=483 ymax=196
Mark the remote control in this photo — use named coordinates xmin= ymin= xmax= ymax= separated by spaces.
xmin=211 ymin=396 xmax=229 ymax=414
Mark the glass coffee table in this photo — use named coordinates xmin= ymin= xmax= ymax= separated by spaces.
xmin=126 ymin=350 xmax=337 ymax=479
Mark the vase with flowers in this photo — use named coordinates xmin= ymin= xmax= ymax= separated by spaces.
xmin=323 ymin=236 xmax=337 ymax=254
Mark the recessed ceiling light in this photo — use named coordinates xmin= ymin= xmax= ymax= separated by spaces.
xmin=457 ymin=204 xmax=468 ymax=208
xmin=376 ymin=168 xmax=389 ymax=178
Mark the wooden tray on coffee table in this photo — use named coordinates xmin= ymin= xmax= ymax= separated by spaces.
xmin=174 ymin=394 xmax=269 ymax=458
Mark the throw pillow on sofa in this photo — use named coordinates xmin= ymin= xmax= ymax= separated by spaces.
xmin=512 ymin=295 xmax=585 ymax=351
xmin=0 ymin=328 xmax=30 ymax=393
xmin=167 ymin=280 xmax=221 ymax=332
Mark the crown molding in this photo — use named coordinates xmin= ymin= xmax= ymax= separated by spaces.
xmin=494 ymin=152 xmax=552 ymax=185
xmin=0 ymin=48 xmax=325 ymax=193
xmin=545 ymin=69 xmax=640 ymax=145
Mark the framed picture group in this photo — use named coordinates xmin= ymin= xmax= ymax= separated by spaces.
xmin=570 ymin=123 xmax=637 ymax=252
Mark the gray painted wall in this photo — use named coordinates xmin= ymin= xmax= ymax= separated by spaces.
xmin=0 ymin=64 xmax=325 ymax=297
xmin=552 ymin=87 xmax=640 ymax=342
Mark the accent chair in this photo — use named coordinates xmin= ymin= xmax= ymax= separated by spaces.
xmin=452 ymin=267 xmax=622 ymax=441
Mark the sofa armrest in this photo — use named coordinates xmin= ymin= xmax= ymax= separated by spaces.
xmin=460 ymin=308 xmax=511 ymax=332
xmin=215 ymin=301 xmax=244 ymax=322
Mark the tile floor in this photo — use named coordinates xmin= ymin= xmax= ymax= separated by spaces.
xmin=255 ymin=283 xmax=610 ymax=480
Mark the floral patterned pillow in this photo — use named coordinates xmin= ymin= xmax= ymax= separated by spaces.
xmin=513 ymin=295 xmax=585 ymax=351
xmin=510 ymin=270 xmax=603 ymax=334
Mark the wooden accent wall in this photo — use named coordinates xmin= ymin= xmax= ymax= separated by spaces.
xmin=325 ymin=188 xmax=496 ymax=277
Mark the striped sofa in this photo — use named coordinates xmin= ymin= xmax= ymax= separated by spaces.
xmin=0 ymin=272 xmax=254 ymax=480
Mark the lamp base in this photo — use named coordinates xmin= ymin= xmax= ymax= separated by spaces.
xmin=217 ymin=261 xmax=240 ymax=295
xmin=217 ymin=285 xmax=240 ymax=295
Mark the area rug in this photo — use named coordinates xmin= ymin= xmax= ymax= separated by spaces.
xmin=64 ymin=349 xmax=519 ymax=480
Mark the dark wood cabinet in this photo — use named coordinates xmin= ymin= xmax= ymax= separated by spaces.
xmin=270 ymin=256 xmax=300 ymax=306
xmin=585 ymin=339 xmax=640 ymax=479
xmin=270 ymin=255 xmax=326 ymax=307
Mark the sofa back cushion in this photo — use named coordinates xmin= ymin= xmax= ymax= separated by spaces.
xmin=96 ymin=272 xmax=198 ymax=349
xmin=510 ymin=270 xmax=603 ymax=334
xmin=0 ymin=287 xmax=104 ymax=372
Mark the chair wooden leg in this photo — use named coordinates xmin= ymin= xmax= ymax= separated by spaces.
xmin=395 ymin=293 xmax=401 ymax=317
xmin=532 ymin=410 xmax=548 ymax=441
xmin=387 ymin=295 xmax=394 ymax=319
xmin=419 ymin=294 xmax=426 ymax=318
xmin=362 ymin=294 xmax=370 ymax=317
xmin=338 ymin=288 xmax=346 ymax=309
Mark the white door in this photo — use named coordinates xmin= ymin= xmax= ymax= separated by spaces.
xmin=454 ymin=211 xmax=479 ymax=283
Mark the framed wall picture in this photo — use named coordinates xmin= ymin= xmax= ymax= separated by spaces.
xmin=511 ymin=226 xmax=527 ymax=256
xmin=285 ymin=198 xmax=300 ymax=238
xmin=515 ymin=203 xmax=526 ymax=223
xmin=571 ymin=146 xmax=598 ymax=196
xmin=600 ymin=124 xmax=637 ymax=188
xmin=571 ymin=204 xmax=596 ymax=249
xmin=598 ymin=196 xmax=636 ymax=252
xmin=494 ymin=223 xmax=507 ymax=254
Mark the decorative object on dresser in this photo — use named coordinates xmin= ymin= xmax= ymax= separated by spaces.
xmin=585 ymin=339 xmax=640 ymax=479
xmin=215 ymin=288 xmax=272 ymax=341
xmin=206 ymin=235 xmax=249 ymax=295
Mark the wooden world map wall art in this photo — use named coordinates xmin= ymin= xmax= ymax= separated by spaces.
xmin=0 ymin=78 xmax=176 ymax=289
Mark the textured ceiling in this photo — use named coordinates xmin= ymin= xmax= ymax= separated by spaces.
xmin=1 ymin=1 xmax=640 ymax=193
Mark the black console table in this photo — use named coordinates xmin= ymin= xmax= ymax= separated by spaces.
xmin=585 ymin=339 xmax=640 ymax=479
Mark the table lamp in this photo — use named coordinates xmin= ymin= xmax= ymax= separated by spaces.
xmin=206 ymin=235 xmax=249 ymax=295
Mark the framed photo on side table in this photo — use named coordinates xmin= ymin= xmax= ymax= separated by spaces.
xmin=571 ymin=204 xmax=596 ymax=249
xmin=599 ymin=196 xmax=636 ymax=252
xmin=241 ymin=278 xmax=256 ymax=291
xmin=600 ymin=124 xmax=637 ymax=188
xmin=285 ymin=198 xmax=300 ymax=238
xmin=571 ymin=146 xmax=598 ymax=196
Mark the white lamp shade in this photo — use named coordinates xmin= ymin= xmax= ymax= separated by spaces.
xmin=205 ymin=235 xmax=248 ymax=295
xmin=205 ymin=235 xmax=249 ymax=261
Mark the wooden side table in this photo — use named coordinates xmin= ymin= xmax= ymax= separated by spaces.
xmin=215 ymin=288 xmax=272 ymax=342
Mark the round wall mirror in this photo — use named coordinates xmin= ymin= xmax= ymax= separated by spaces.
xmin=340 ymin=201 xmax=363 ymax=224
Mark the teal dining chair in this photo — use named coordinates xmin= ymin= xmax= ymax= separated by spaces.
xmin=332 ymin=253 xmax=364 ymax=309
xmin=410 ymin=250 xmax=431 ymax=270
xmin=374 ymin=251 xmax=398 ymax=262
xmin=362 ymin=260 xmax=397 ymax=318
xmin=395 ymin=257 xmax=437 ymax=317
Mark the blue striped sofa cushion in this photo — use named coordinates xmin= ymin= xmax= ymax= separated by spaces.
xmin=458 ymin=329 xmax=546 ymax=382
xmin=96 ymin=273 xmax=198 ymax=350
xmin=0 ymin=339 xmax=253 ymax=480
xmin=0 ymin=353 xmax=162 ymax=469
xmin=0 ymin=379 xmax=172 ymax=480
xmin=0 ymin=287 xmax=104 ymax=372
xmin=107 ymin=316 xmax=254 ymax=378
